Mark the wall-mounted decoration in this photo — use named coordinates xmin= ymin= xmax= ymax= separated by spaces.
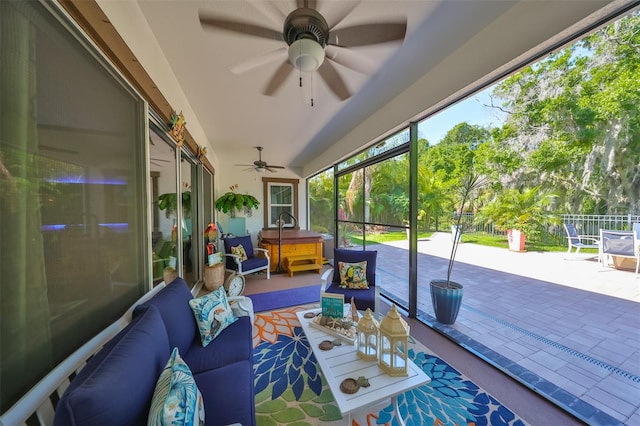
xmin=197 ymin=145 xmax=207 ymax=162
xmin=169 ymin=110 xmax=186 ymax=147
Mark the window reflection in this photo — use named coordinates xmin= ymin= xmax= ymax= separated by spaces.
xmin=150 ymin=129 xmax=177 ymax=285
xmin=0 ymin=0 xmax=146 ymax=411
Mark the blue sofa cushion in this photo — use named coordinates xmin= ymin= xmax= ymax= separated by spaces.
xmin=183 ymin=315 xmax=252 ymax=374
xmin=239 ymin=256 xmax=268 ymax=271
xmin=194 ymin=360 xmax=255 ymax=426
xmin=325 ymin=283 xmax=376 ymax=311
xmin=134 ymin=278 xmax=196 ymax=355
xmin=54 ymin=306 xmax=170 ymax=426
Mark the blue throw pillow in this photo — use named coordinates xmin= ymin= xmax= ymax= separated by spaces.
xmin=189 ymin=287 xmax=238 ymax=346
xmin=148 ymin=347 xmax=204 ymax=426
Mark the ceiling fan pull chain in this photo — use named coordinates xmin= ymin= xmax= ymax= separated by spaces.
xmin=299 ymin=40 xmax=303 ymax=88
xmin=310 ymin=71 xmax=314 ymax=107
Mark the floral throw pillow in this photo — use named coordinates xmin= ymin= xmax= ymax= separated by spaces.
xmin=231 ymin=244 xmax=248 ymax=261
xmin=189 ymin=287 xmax=238 ymax=347
xmin=338 ymin=260 xmax=369 ymax=289
xmin=148 ymin=347 xmax=205 ymax=426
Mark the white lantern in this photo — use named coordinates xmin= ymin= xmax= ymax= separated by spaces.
xmin=378 ymin=304 xmax=409 ymax=376
xmin=356 ymin=308 xmax=379 ymax=361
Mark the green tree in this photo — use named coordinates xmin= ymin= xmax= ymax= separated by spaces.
xmin=490 ymin=12 xmax=640 ymax=214
xmin=419 ymin=124 xmax=491 ymax=227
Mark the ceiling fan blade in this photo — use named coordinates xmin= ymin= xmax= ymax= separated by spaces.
xmin=328 ymin=22 xmax=406 ymax=47
xmin=325 ymin=45 xmax=376 ymax=75
xmin=263 ymin=60 xmax=294 ymax=96
xmin=318 ymin=60 xmax=351 ymax=101
xmin=199 ymin=14 xmax=284 ymax=42
xmin=247 ymin=1 xmax=285 ymax=27
xmin=324 ymin=1 xmax=361 ymax=30
xmin=228 ymin=47 xmax=287 ymax=74
xmin=266 ymin=165 xmax=285 ymax=169
xmin=234 ymin=163 xmax=256 ymax=167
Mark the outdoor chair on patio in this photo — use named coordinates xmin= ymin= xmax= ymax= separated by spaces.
xmin=321 ymin=248 xmax=379 ymax=312
xmin=563 ymin=223 xmax=600 ymax=257
xmin=599 ymin=225 xmax=639 ymax=277
xmin=223 ymin=235 xmax=270 ymax=279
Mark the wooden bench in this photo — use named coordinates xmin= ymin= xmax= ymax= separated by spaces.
xmin=285 ymin=254 xmax=321 ymax=277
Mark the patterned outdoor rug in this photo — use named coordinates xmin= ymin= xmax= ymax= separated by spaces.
xmin=253 ymin=305 xmax=528 ymax=426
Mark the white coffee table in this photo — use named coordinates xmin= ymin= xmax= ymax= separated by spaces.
xmin=296 ymin=308 xmax=431 ymax=426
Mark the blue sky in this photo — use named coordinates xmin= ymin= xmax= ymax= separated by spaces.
xmin=417 ymin=87 xmax=507 ymax=144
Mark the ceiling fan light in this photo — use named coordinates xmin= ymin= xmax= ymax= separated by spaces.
xmin=288 ymin=39 xmax=325 ymax=72
xmin=255 ymin=166 xmax=266 ymax=173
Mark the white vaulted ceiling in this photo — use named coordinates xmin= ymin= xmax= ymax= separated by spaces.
xmin=98 ymin=0 xmax=632 ymax=177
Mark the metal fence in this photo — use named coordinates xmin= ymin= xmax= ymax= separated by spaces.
xmin=452 ymin=213 xmax=640 ymax=240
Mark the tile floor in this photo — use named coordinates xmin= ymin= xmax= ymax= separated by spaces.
xmin=371 ymin=232 xmax=640 ymax=425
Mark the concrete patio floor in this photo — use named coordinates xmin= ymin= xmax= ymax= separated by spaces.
xmin=373 ymin=232 xmax=640 ymax=425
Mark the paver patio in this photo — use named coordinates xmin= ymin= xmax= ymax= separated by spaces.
xmin=372 ymin=232 xmax=640 ymax=425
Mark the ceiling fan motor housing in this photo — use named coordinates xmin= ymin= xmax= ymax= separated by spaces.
xmin=284 ymin=8 xmax=329 ymax=72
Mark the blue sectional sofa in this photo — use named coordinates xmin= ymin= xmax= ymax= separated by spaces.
xmin=53 ymin=278 xmax=255 ymax=426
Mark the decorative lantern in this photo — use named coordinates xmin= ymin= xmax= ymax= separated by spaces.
xmin=356 ymin=308 xmax=379 ymax=361
xmin=378 ymin=304 xmax=409 ymax=376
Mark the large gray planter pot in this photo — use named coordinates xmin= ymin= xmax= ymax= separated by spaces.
xmin=430 ymin=279 xmax=463 ymax=325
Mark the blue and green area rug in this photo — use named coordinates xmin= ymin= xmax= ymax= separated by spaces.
xmin=252 ymin=306 xmax=527 ymax=426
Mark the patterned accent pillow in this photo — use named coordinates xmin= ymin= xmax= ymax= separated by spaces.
xmin=231 ymin=244 xmax=248 ymax=261
xmin=148 ymin=347 xmax=204 ymax=426
xmin=189 ymin=287 xmax=238 ymax=346
xmin=338 ymin=260 xmax=369 ymax=289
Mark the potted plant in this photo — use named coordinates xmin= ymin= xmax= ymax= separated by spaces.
xmin=430 ymin=172 xmax=485 ymax=325
xmin=475 ymin=186 xmax=558 ymax=252
xmin=215 ymin=184 xmax=260 ymax=218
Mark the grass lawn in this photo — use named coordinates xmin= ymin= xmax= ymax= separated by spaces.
xmin=350 ymin=230 xmax=595 ymax=254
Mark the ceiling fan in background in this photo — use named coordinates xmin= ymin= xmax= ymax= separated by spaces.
xmin=236 ymin=146 xmax=285 ymax=173
xmin=199 ymin=0 xmax=406 ymax=101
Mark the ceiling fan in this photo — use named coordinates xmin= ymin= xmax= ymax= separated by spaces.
xmin=199 ymin=0 xmax=406 ymax=101
xmin=236 ymin=146 xmax=285 ymax=173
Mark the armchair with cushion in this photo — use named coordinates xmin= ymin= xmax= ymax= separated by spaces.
xmin=223 ymin=235 xmax=270 ymax=279
xmin=321 ymin=248 xmax=379 ymax=312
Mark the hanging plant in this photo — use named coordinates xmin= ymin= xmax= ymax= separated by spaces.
xmin=215 ymin=184 xmax=259 ymax=218
xmin=158 ymin=182 xmax=191 ymax=218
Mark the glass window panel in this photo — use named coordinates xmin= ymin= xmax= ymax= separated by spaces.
xmin=1 ymin=1 xmax=146 ymax=411
xmin=308 ymin=168 xmax=335 ymax=235
xmin=270 ymin=184 xmax=292 ymax=204
xmin=337 ymin=172 xmax=363 ymax=222
xmin=365 ymin=224 xmax=408 ymax=298
xmin=181 ymin=155 xmax=196 ymax=286
xmin=366 ymin=153 xmax=409 ymax=225
xmin=150 ymin=128 xmax=177 ymax=285
xmin=337 ymin=222 xmax=364 ymax=249
xmin=268 ymin=183 xmax=294 ymax=227
xmin=202 ymin=168 xmax=213 ymax=225
xmin=337 ymin=129 xmax=409 ymax=171
xmin=271 ymin=205 xmax=294 ymax=226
